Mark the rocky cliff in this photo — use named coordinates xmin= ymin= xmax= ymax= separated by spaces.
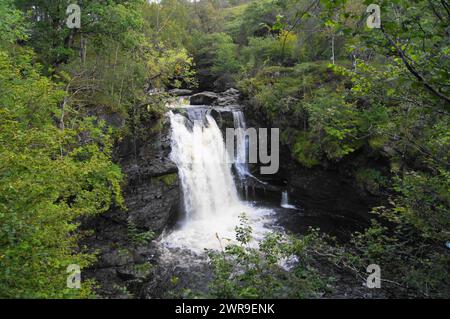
xmin=82 ymin=105 xmax=181 ymax=298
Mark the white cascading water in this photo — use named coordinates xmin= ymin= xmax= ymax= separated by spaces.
xmin=232 ymin=110 xmax=250 ymax=199
xmin=281 ymin=191 xmax=297 ymax=209
xmin=161 ymin=109 xmax=272 ymax=253
xmin=232 ymin=110 xmax=250 ymax=180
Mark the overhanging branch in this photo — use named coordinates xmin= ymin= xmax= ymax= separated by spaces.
xmin=380 ymin=25 xmax=450 ymax=104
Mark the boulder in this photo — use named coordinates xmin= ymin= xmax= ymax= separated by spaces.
xmin=169 ymin=89 xmax=193 ymax=96
xmin=213 ymin=88 xmax=241 ymax=107
xmin=190 ymin=91 xmax=219 ymax=105
xmin=224 ymin=88 xmax=240 ymax=96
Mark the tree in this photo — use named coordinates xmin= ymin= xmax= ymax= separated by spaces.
xmin=14 ymin=0 xmax=146 ymax=67
xmin=0 ymin=1 xmax=123 ymax=298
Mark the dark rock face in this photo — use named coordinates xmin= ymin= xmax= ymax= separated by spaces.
xmin=82 ymin=111 xmax=181 ymax=298
xmin=140 ymin=249 xmax=213 ymax=299
xmin=274 ymin=161 xmax=377 ymax=239
xmin=190 ymin=91 xmax=219 ymax=105
xmin=241 ymin=99 xmax=381 ymax=241
xmin=115 ymin=115 xmax=180 ymax=235
xmin=213 ymin=88 xmax=241 ymax=107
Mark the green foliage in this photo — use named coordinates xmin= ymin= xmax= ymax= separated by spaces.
xmin=0 ymin=0 xmax=28 ymax=45
xmin=157 ymin=173 xmax=178 ymax=187
xmin=206 ymin=214 xmax=330 ymax=299
xmin=0 ymin=48 xmax=123 ymax=298
xmin=111 ymin=283 xmax=133 ymax=298
xmin=14 ymin=0 xmax=197 ymax=116
xmin=241 ymin=61 xmax=367 ymax=166
xmin=211 ymin=38 xmax=240 ymax=75
xmin=222 ymin=2 xmax=251 ymax=39
xmin=355 ymin=168 xmax=388 ymax=194
xmin=292 ymin=173 xmax=449 ymax=298
xmin=292 ymin=132 xmax=321 ymax=168
xmin=236 ymin=0 xmax=281 ymax=44
xmin=319 ymin=0 xmax=450 ymax=298
xmin=232 ymin=0 xmax=449 ymax=298
xmin=391 ymin=170 xmax=450 ymax=242
xmin=303 ymin=87 xmax=360 ymax=160
xmin=0 ymin=0 xmax=196 ymax=300
xmin=145 ymin=0 xmax=192 ymax=48
xmin=190 ymin=32 xmax=240 ymax=88
xmin=127 ymin=220 xmax=155 ymax=247
xmin=2 ymin=0 xmax=449 ymax=299
xmin=337 ymin=201 xmax=450 ymax=298
xmin=14 ymin=0 xmax=147 ymax=66
xmin=241 ymin=33 xmax=298 ymax=68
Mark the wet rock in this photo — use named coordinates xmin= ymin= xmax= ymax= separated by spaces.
xmin=224 ymin=87 xmax=240 ymax=95
xmin=209 ymin=107 xmax=234 ymax=130
xmin=108 ymin=115 xmax=181 ymax=234
xmin=380 ymin=144 xmax=398 ymax=157
xmin=141 ymin=248 xmax=213 ymax=299
xmin=213 ymin=88 xmax=241 ymax=107
xmin=169 ymin=89 xmax=193 ymax=96
xmin=98 ymin=248 xmax=134 ymax=268
xmin=116 ymin=263 xmax=153 ymax=281
xmin=190 ymin=91 xmax=219 ymax=105
xmin=87 ymin=268 xmax=131 ymax=298
xmin=145 ymin=87 xmax=165 ymax=96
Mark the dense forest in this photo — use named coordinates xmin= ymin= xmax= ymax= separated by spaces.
xmin=0 ymin=0 xmax=449 ymax=299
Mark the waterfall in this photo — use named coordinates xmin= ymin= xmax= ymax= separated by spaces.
xmin=169 ymin=110 xmax=240 ymax=221
xmin=232 ymin=110 xmax=250 ymax=199
xmin=162 ymin=109 xmax=272 ymax=253
xmin=281 ymin=191 xmax=296 ymax=209
xmin=232 ymin=110 xmax=250 ymax=180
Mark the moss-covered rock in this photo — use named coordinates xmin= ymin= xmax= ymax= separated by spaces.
xmin=156 ymin=173 xmax=178 ymax=187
